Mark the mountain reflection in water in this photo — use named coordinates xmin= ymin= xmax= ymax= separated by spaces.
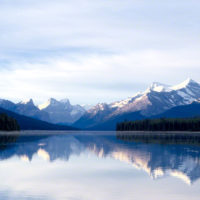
xmin=0 ymin=131 xmax=200 ymax=200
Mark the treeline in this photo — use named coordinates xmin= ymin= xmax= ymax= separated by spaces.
xmin=0 ymin=113 xmax=20 ymax=131
xmin=116 ymin=118 xmax=200 ymax=131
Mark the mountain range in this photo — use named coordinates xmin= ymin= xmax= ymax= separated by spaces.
xmin=0 ymin=98 xmax=86 ymax=125
xmin=38 ymin=98 xmax=85 ymax=124
xmin=0 ymin=107 xmax=76 ymax=130
xmin=74 ymin=78 xmax=200 ymax=130
xmin=0 ymin=78 xmax=200 ymax=130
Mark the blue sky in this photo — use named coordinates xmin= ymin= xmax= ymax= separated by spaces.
xmin=0 ymin=0 xmax=200 ymax=105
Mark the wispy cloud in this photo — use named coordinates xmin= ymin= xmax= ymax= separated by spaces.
xmin=0 ymin=0 xmax=200 ymax=104
xmin=1 ymin=49 xmax=200 ymax=104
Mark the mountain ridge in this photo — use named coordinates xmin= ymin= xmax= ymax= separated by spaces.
xmin=0 ymin=107 xmax=76 ymax=130
xmin=0 ymin=78 xmax=200 ymax=130
xmin=38 ymin=98 xmax=85 ymax=124
xmin=74 ymin=79 xmax=200 ymax=130
xmin=0 ymin=98 xmax=85 ymax=125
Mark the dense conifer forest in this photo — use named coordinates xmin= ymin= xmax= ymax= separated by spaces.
xmin=116 ymin=118 xmax=200 ymax=131
xmin=0 ymin=113 xmax=20 ymax=131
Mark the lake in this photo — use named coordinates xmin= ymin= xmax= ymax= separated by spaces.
xmin=0 ymin=131 xmax=200 ymax=200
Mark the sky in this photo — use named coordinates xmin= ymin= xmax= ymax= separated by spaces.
xmin=0 ymin=0 xmax=200 ymax=105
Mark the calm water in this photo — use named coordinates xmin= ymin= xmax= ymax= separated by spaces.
xmin=0 ymin=131 xmax=200 ymax=200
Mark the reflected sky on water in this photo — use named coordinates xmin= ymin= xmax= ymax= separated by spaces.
xmin=0 ymin=131 xmax=200 ymax=200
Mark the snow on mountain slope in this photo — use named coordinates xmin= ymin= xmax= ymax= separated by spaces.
xmin=111 ymin=78 xmax=200 ymax=116
xmin=81 ymin=104 xmax=94 ymax=111
xmin=38 ymin=98 xmax=86 ymax=124
xmin=0 ymin=78 xmax=199 ymax=128
xmin=0 ymin=98 xmax=85 ymax=125
xmin=0 ymin=99 xmax=50 ymax=122
xmin=111 ymin=92 xmax=143 ymax=109
xmin=145 ymin=82 xmax=172 ymax=93
xmin=170 ymin=78 xmax=200 ymax=103
xmin=171 ymin=78 xmax=197 ymax=90
xmin=15 ymin=99 xmax=50 ymax=121
xmin=75 ymin=79 xmax=200 ymax=129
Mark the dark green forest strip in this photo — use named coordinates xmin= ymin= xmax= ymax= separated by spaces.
xmin=117 ymin=118 xmax=200 ymax=132
xmin=0 ymin=113 xmax=20 ymax=149
xmin=0 ymin=113 xmax=20 ymax=131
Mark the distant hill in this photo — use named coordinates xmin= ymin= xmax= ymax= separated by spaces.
xmin=0 ymin=107 xmax=76 ymax=130
xmin=88 ymin=111 xmax=144 ymax=131
xmin=154 ymin=101 xmax=200 ymax=119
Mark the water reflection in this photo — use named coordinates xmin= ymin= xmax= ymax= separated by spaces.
xmin=0 ymin=131 xmax=200 ymax=200
xmin=1 ymin=132 xmax=200 ymax=185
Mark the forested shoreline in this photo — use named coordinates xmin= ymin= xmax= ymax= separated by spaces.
xmin=0 ymin=113 xmax=20 ymax=131
xmin=116 ymin=118 xmax=200 ymax=131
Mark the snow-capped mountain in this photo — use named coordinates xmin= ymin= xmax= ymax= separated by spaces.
xmin=38 ymin=98 xmax=86 ymax=124
xmin=111 ymin=78 xmax=200 ymax=117
xmin=81 ymin=104 xmax=94 ymax=111
xmin=75 ymin=78 xmax=200 ymax=129
xmin=0 ymin=98 xmax=85 ymax=125
xmin=16 ymin=99 xmax=51 ymax=121
xmin=0 ymin=98 xmax=50 ymax=121
xmin=0 ymin=78 xmax=199 ymax=128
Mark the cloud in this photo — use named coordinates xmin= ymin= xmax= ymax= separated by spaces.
xmin=0 ymin=0 xmax=199 ymax=56
xmin=0 ymin=0 xmax=200 ymax=104
xmin=0 ymin=48 xmax=200 ymax=104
